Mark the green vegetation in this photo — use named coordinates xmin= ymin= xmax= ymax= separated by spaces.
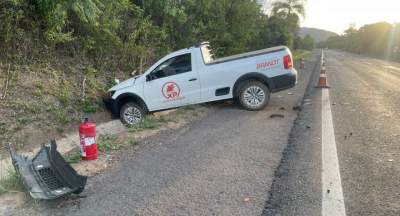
xmin=50 ymin=106 xmax=71 ymax=124
xmin=81 ymin=100 xmax=101 ymax=113
xmin=292 ymin=50 xmax=309 ymax=61
xmin=175 ymin=104 xmax=206 ymax=116
xmin=65 ymin=149 xmax=82 ymax=164
xmin=0 ymin=0 xmax=308 ymax=64
xmin=319 ymin=22 xmax=400 ymax=61
xmin=180 ymin=105 xmax=197 ymax=111
xmin=0 ymin=169 xmax=24 ymax=194
xmin=295 ymin=34 xmax=315 ymax=51
xmin=0 ymin=0 xmax=309 ymax=152
xmin=129 ymin=115 xmax=170 ymax=132
xmin=97 ymin=132 xmax=138 ymax=153
xmin=97 ymin=134 xmax=121 ymax=152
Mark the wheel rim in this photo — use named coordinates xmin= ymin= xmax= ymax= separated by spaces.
xmin=243 ymin=85 xmax=265 ymax=107
xmin=123 ymin=106 xmax=142 ymax=125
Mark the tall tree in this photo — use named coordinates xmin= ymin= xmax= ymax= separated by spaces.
xmin=320 ymin=22 xmax=400 ymax=61
xmin=271 ymin=0 xmax=306 ymax=19
xmin=269 ymin=0 xmax=306 ymax=48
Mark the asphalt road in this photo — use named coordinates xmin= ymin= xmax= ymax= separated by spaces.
xmin=8 ymin=52 xmax=317 ymax=216
xmin=8 ymin=50 xmax=400 ymax=216
xmin=329 ymin=50 xmax=400 ymax=215
xmin=265 ymin=50 xmax=400 ymax=215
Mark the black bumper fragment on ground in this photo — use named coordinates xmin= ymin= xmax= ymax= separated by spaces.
xmin=9 ymin=140 xmax=87 ymax=199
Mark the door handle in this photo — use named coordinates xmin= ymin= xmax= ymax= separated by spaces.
xmin=188 ymin=78 xmax=197 ymax=82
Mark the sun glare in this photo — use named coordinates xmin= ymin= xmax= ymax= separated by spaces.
xmin=303 ymin=0 xmax=400 ymax=34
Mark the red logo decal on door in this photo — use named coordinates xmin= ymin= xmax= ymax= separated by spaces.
xmin=162 ymin=82 xmax=181 ymax=99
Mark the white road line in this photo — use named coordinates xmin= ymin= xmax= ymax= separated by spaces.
xmin=321 ymin=88 xmax=346 ymax=216
xmin=385 ymin=65 xmax=400 ymax=72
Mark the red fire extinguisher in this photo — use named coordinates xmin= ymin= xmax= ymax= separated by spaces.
xmin=79 ymin=117 xmax=98 ymax=160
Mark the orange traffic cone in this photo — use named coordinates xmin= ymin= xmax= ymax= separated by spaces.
xmin=315 ymin=73 xmax=329 ymax=88
xmin=321 ymin=66 xmax=326 ymax=74
xmin=300 ymin=57 xmax=305 ymax=69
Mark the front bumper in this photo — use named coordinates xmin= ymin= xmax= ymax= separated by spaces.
xmin=270 ymin=69 xmax=298 ymax=92
xmin=9 ymin=140 xmax=87 ymax=199
xmin=103 ymin=97 xmax=119 ymax=116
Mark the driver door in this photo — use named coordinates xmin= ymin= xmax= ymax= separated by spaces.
xmin=144 ymin=53 xmax=201 ymax=111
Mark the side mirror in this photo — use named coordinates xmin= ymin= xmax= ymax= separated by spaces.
xmin=146 ymin=74 xmax=153 ymax=82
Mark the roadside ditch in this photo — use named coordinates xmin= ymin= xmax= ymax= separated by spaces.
xmin=0 ymin=105 xmax=208 ymax=214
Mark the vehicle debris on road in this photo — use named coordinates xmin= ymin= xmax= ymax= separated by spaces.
xmin=293 ymin=105 xmax=302 ymax=111
xmin=270 ymin=114 xmax=285 ymax=118
xmin=9 ymin=140 xmax=87 ymax=200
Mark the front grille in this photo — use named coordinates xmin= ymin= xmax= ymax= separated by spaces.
xmin=37 ymin=168 xmax=64 ymax=191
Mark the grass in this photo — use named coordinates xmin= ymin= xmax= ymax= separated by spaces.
xmin=65 ymin=150 xmax=82 ymax=164
xmin=32 ymin=88 xmax=44 ymax=97
xmin=98 ymin=133 xmax=138 ymax=149
xmin=97 ymin=134 xmax=121 ymax=152
xmin=128 ymin=137 xmax=138 ymax=146
xmin=8 ymin=100 xmax=41 ymax=115
xmin=56 ymin=81 xmax=72 ymax=105
xmin=0 ymin=169 xmax=24 ymax=195
xmin=0 ymin=121 xmax=7 ymax=135
xmin=16 ymin=116 xmax=32 ymax=125
xmin=33 ymin=82 xmax=45 ymax=97
xmin=175 ymin=104 xmax=203 ymax=115
xmin=81 ymin=99 xmax=100 ymax=113
xmin=181 ymin=104 xmax=197 ymax=110
xmin=50 ymin=106 xmax=70 ymax=124
xmin=293 ymin=49 xmax=312 ymax=61
xmin=128 ymin=115 xmax=170 ymax=132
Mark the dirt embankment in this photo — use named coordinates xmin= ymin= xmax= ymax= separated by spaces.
xmin=0 ymin=58 xmax=129 ymax=157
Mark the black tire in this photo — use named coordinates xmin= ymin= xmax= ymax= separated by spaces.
xmin=238 ymin=81 xmax=270 ymax=111
xmin=119 ymin=102 xmax=146 ymax=126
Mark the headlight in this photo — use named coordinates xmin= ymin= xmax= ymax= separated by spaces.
xmin=106 ymin=90 xmax=116 ymax=99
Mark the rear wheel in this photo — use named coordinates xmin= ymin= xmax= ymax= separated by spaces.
xmin=238 ymin=81 xmax=270 ymax=111
xmin=120 ymin=102 xmax=145 ymax=126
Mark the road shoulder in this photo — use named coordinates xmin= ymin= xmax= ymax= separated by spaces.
xmin=263 ymin=51 xmax=322 ymax=216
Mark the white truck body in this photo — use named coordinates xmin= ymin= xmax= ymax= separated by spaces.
xmin=105 ymin=42 xmax=297 ymax=116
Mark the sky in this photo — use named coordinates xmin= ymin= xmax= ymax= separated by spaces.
xmin=259 ymin=0 xmax=400 ymax=34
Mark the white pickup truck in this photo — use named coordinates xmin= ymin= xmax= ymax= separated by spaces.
xmin=104 ymin=42 xmax=298 ymax=126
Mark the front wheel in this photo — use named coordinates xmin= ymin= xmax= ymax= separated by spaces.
xmin=238 ymin=81 xmax=270 ymax=111
xmin=120 ymin=102 xmax=145 ymax=126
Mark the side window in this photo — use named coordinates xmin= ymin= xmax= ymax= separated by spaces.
xmin=151 ymin=54 xmax=192 ymax=79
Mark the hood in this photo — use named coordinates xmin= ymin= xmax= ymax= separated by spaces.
xmin=109 ymin=75 xmax=141 ymax=91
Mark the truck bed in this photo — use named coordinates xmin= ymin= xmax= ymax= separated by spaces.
xmin=207 ymin=46 xmax=287 ymax=65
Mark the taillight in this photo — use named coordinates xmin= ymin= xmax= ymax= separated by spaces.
xmin=283 ymin=55 xmax=292 ymax=69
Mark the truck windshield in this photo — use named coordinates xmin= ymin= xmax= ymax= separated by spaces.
xmin=201 ymin=45 xmax=214 ymax=64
